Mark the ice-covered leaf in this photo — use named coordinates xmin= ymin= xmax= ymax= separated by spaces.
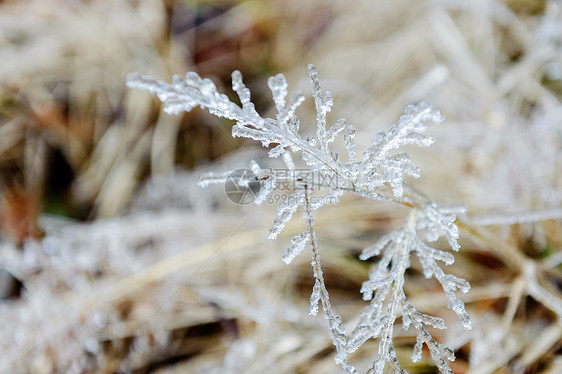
xmin=309 ymin=280 xmax=321 ymax=316
xmin=282 ymin=230 xmax=309 ymax=265
xmin=412 ymin=336 xmax=423 ymax=363
xmin=269 ymin=191 xmax=304 ymax=239
xmin=268 ymin=73 xmax=288 ymax=112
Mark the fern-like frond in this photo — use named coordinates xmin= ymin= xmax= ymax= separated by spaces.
xmin=126 ymin=65 xmax=471 ymax=374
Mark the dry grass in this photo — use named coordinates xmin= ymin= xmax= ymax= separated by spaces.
xmin=0 ymin=0 xmax=561 ymax=373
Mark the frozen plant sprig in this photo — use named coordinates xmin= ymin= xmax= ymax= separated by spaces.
xmin=352 ymin=204 xmax=470 ymax=374
xmin=126 ymin=65 xmax=471 ymax=373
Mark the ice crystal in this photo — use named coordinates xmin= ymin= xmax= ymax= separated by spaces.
xmin=127 ymin=65 xmax=471 ymax=373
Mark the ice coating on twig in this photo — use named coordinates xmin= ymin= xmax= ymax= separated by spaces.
xmin=127 ymin=65 xmax=470 ymax=374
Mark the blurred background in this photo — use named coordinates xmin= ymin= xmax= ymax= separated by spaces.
xmin=0 ymin=0 xmax=561 ymax=373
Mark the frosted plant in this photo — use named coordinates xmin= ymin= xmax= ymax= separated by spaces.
xmin=126 ymin=65 xmax=471 ymax=373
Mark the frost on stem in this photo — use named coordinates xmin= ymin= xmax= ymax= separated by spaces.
xmin=127 ymin=65 xmax=470 ymax=373
xmin=353 ymin=206 xmax=470 ymax=374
